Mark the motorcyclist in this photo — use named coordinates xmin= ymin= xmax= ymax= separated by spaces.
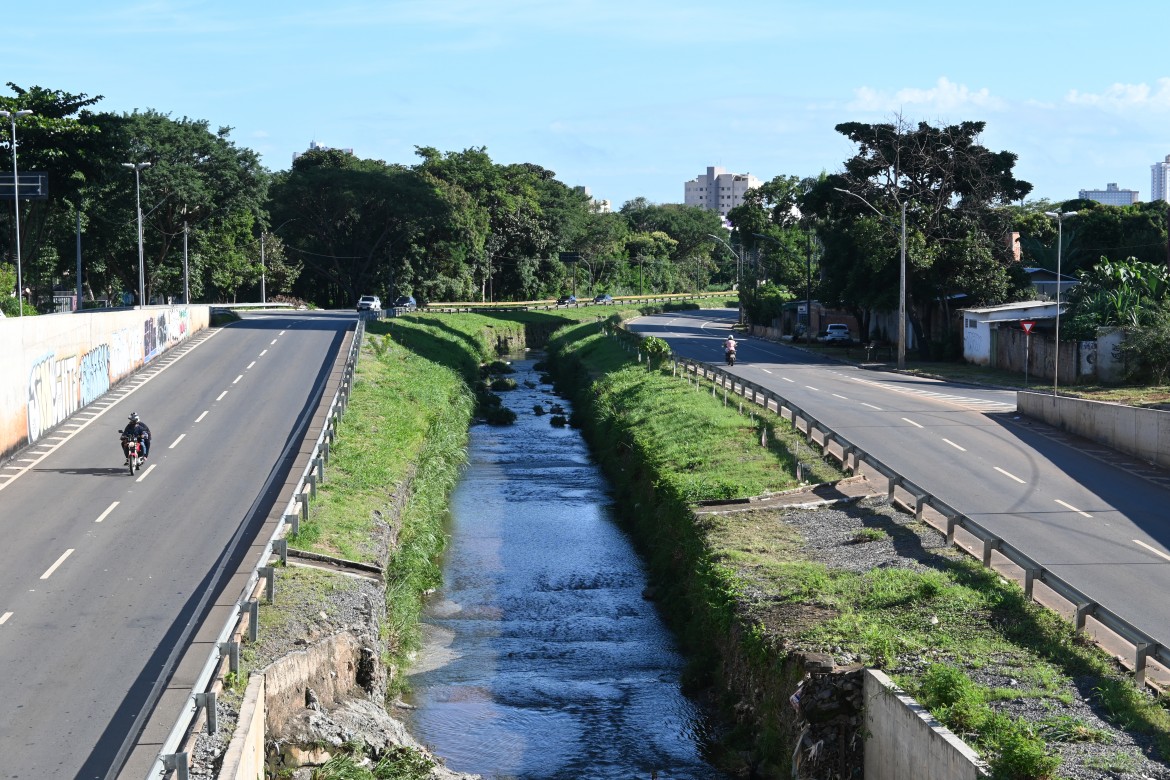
xmin=121 ymin=412 xmax=152 ymax=463
xmin=724 ymin=335 xmax=737 ymax=357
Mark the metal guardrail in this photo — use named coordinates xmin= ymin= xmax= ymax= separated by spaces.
xmin=144 ymin=320 xmax=366 ymax=778
xmin=422 ymin=292 xmax=729 ymax=314
xmin=612 ymin=324 xmax=1168 ymax=688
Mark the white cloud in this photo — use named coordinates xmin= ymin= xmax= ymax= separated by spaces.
xmin=849 ymin=77 xmax=1005 ymax=113
xmin=1066 ymin=78 xmax=1170 ymax=111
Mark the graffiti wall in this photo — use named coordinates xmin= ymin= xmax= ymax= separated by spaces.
xmin=0 ymin=305 xmax=210 ymax=459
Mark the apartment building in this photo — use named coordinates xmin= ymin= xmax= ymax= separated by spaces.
xmin=684 ymin=166 xmax=761 ymax=216
xmin=1078 ymin=182 xmax=1139 ymax=206
xmin=1152 ymin=155 xmax=1170 ymax=202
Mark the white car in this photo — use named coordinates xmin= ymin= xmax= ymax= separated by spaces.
xmin=356 ymin=295 xmax=381 ymax=312
xmin=818 ymin=324 xmax=851 ymax=343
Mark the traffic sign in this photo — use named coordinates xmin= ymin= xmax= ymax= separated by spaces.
xmin=1020 ymin=320 xmax=1035 ymax=334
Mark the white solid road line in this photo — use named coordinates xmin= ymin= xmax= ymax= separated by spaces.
xmin=942 ymin=439 xmax=967 ymax=451
xmin=95 ymin=502 xmax=119 ymax=524
xmin=994 ymin=466 xmax=1026 ymax=484
xmin=195 ymin=411 xmax=209 ymax=423
xmin=136 ymin=464 xmax=157 ymax=483
xmin=1055 ymin=499 xmax=1092 ymax=518
xmin=169 ymin=434 xmax=185 ymax=449
xmin=1133 ymin=539 xmax=1170 ymax=562
xmin=40 ymin=549 xmax=74 ymax=580
xmin=902 ymin=418 xmax=924 ymax=428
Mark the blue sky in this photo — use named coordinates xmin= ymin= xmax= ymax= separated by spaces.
xmin=8 ymin=1 xmax=1170 ymax=209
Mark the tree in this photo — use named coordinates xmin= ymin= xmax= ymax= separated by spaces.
xmin=811 ymin=117 xmax=1032 ymax=357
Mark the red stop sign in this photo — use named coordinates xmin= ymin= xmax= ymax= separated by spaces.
xmin=1021 ymin=320 xmax=1035 ymax=334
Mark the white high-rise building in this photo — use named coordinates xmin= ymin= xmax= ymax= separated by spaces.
xmin=684 ymin=166 xmax=761 ymax=216
xmin=1151 ymin=155 xmax=1170 ymax=202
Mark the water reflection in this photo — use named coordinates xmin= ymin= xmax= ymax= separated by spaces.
xmin=405 ymin=357 xmax=727 ymax=780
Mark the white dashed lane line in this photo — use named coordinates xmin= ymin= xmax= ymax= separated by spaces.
xmin=169 ymin=434 xmax=185 ymax=449
xmin=861 ymin=402 xmax=882 ymax=411
xmin=1134 ymin=539 xmax=1170 ymax=562
xmin=270 ymin=339 xmax=278 ymax=345
xmin=95 ymin=502 xmax=119 ymax=524
xmin=40 ymin=549 xmax=74 ymax=580
xmin=232 ymin=374 xmax=243 ymax=384
xmin=247 ymin=361 xmax=256 ymax=370
xmin=216 ymin=391 xmax=228 ymax=402
xmin=942 ymin=439 xmax=967 ymax=451
xmin=1055 ymin=499 xmax=1092 ymax=518
xmin=901 ymin=418 xmax=924 ymax=428
xmin=195 ymin=411 xmax=208 ymax=423
xmin=783 ymin=377 xmax=795 ymax=383
xmin=259 ymin=349 xmax=267 ymax=357
xmin=136 ymin=464 xmax=157 ymax=483
xmin=995 ymin=467 xmax=1026 ymax=484
xmin=0 ymin=612 xmax=11 ymax=625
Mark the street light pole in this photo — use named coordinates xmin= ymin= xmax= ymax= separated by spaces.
xmin=122 ymin=162 xmax=151 ymax=306
xmin=183 ymin=219 xmax=190 ymax=304
xmin=260 ymin=231 xmax=266 ymax=303
xmin=1043 ymin=210 xmax=1078 ymax=396
xmin=2 ymin=109 xmax=33 ymax=316
xmin=833 ymin=187 xmax=908 ymax=369
xmin=707 ymin=233 xmax=744 ymax=325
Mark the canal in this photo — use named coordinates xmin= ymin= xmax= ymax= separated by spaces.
xmin=404 ymin=357 xmax=728 ymax=779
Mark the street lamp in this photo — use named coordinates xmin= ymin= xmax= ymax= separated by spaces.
xmin=1043 ymin=210 xmax=1078 ymax=396
xmin=834 ymin=187 xmax=907 ymax=369
xmin=707 ymin=233 xmax=744 ymax=325
xmin=122 ymin=162 xmax=151 ymax=306
xmin=1 ymin=109 xmax=33 ymax=316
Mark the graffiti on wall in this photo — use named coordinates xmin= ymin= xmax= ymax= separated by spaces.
xmin=23 ymin=308 xmax=194 ymax=445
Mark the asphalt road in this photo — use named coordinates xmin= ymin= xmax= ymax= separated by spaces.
xmin=0 ymin=311 xmax=351 ymax=779
xmin=632 ymin=308 xmax=1170 ymax=654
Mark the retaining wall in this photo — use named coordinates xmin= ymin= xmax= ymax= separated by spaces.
xmin=1017 ymin=391 xmax=1170 ymax=470
xmin=218 ymin=674 xmax=265 ymax=780
xmin=864 ymin=670 xmax=988 ymax=779
xmin=0 ymin=305 xmax=209 ymax=460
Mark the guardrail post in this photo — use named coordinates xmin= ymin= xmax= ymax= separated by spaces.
xmin=161 ymin=752 xmax=189 ymax=780
xmin=886 ymin=475 xmax=901 ymax=503
xmin=945 ymin=516 xmax=957 ymax=545
xmin=298 ymin=490 xmax=310 ymax=523
xmin=982 ymin=538 xmax=1001 ymax=568
xmin=284 ymin=511 xmax=300 ymax=536
xmin=307 ymin=473 xmax=317 ymax=498
xmin=273 ymin=538 xmax=288 ymax=565
xmin=195 ymin=691 xmax=217 ymax=735
xmin=247 ymin=600 xmax=259 ymax=643
xmin=219 ymin=640 xmax=240 ymax=674
xmin=914 ymin=494 xmax=928 ymax=521
xmin=259 ymin=566 xmax=275 ymax=603
xmin=1023 ymin=568 xmax=1036 ymax=599
xmin=323 ymin=439 xmax=331 ymax=462
xmin=1135 ymin=643 xmax=1152 ymax=686
xmin=315 ymin=456 xmax=325 ymax=483
xmin=1075 ymin=602 xmax=1094 ymax=633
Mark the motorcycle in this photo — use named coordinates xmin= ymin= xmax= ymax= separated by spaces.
xmin=121 ymin=434 xmax=144 ymax=475
xmin=725 ymin=348 xmax=736 ymax=367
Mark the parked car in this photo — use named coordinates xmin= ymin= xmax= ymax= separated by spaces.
xmin=556 ymin=295 xmax=577 ymax=305
xmin=593 ymin=294 xmax=613 ymax=304
xmin=393 ymin=295 xmax=417 ymax=310
xmin=818 ymin=323 xmax=851 ymax=343
xmin=356 ymin=295 xmax=381 ymax=312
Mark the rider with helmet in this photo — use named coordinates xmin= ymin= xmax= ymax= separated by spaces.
xmin=121 ymin=412 xmax=152 ymax=463
xmin=724 ymin=334 xmax=737 ymax=356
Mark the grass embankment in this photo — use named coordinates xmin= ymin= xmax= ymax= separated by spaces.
xmin=547 ymin=315 xmax=1170 ymax=778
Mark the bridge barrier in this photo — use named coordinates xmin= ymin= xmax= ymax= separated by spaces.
xmin=135 ymin=320 xmax=366 ymax=780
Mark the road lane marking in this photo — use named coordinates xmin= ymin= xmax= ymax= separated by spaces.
xmin=232 ymin=374 xmax=243 ymax=384
xmin=942 ymin=439 xmax=967 ymax=451
xmin=832 ymin=394 xmax=848 ymax=400
xmin=136 ymin=464 xmax=157 ymax=483
xmin=1134 ymin=539 xmax=1170 ymax=562
xmin=41 ymin=549 xmax=74 ymax=580
xmin=216 ymin=391 xmax=228 ymax=401
xmin=270 ymin=339 xmax=278 ymax=345
xmin=95 ymin=502 xmax=119 ymax=523
xmin=805 ymin=385 xmax=820 ymax=391
xmin=861 ymin=402 xmax=882 ymax=410
xmin=247 ymin=361 xmax=256 ymax=369
xmin=902 ymin=418 xmax=924 ymax=428
xmin=169 ymin=434 xmax=185 ymax=449
xmin=259 ymin=349 xmax=267 ymax=356
xmin=195 ymin=411 xmax=208 ymax=423
xmin=761 ymin=368 xmax=772 ymax=374
xmin=280 ymin=330 xmax=286 ymax=335
xmin=1055 ymin=499 xmax=1092 ymax=518
xmin=0 ymin=612 xmax=11 ymax=625
xmin=783 ymin=377 xmax=795 ymax=383
xmin=994 ymin=467 xmax=1026 ymax=484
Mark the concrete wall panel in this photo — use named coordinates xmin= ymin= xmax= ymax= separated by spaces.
xmin=1017 ymin=391 xmax=1170 ymax=470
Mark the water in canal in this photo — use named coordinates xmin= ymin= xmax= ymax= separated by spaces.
xmin=404 ymin=357 xmax=728 ymax=780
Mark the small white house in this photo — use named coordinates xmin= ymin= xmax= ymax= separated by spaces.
xmin=960 ymin=301 xmax=1060 ymax=365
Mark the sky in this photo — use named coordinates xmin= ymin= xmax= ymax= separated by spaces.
xmin=7 ymin=1 xmax=1170 ymax=210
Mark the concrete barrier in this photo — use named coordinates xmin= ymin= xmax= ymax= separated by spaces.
xmin=864 ymin=670 xmax=988 ymax=779
xmin=0 ymin=305 xmax=209 ymax=460
xmin=218 ymin=674 xmax=265 ymax=780
xmin=1017 ymin=391 xmax=1170 ymax=470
